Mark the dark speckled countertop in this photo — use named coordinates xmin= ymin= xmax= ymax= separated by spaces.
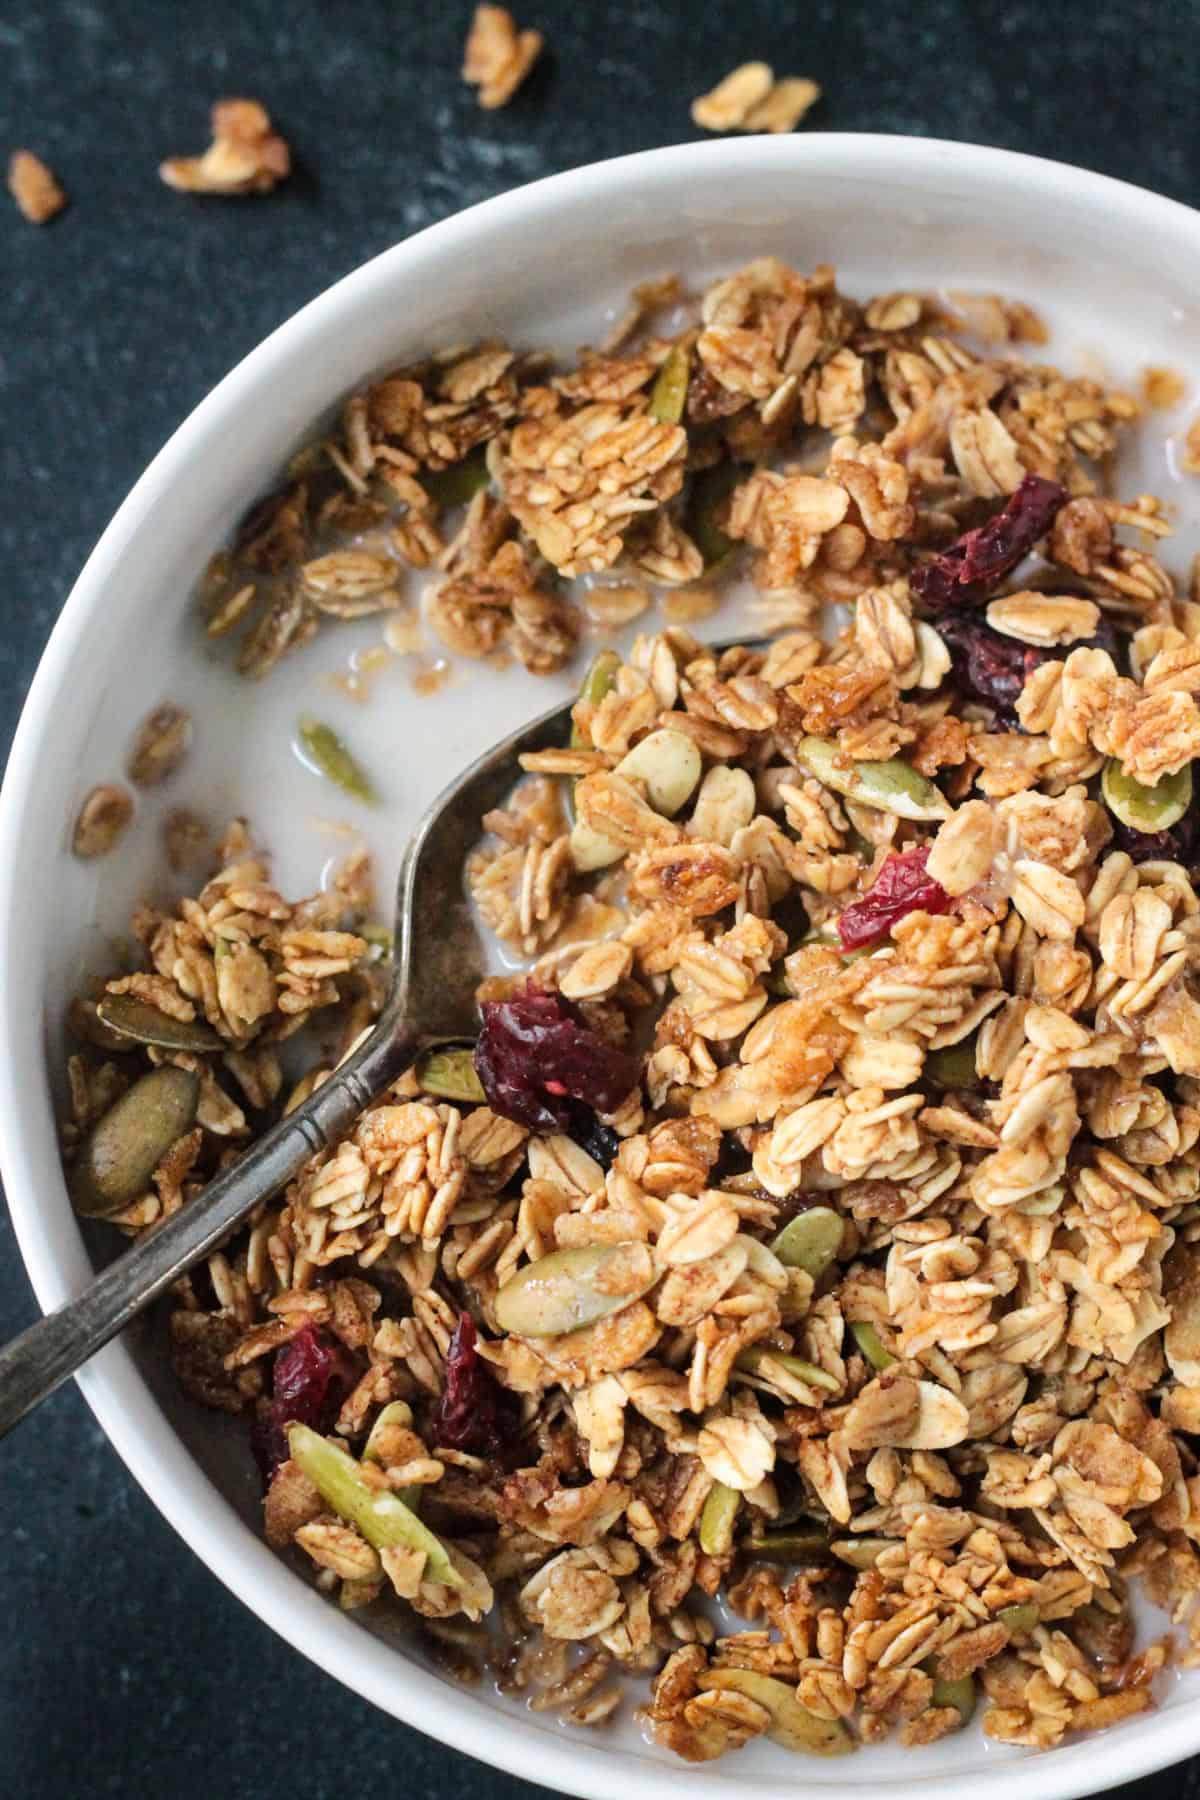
xmin=2 ymin=3 xmax=1199 ymax=1795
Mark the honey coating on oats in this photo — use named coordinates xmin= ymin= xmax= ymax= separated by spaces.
xmin=67 ymin=258 xmax=1200 ymax=1758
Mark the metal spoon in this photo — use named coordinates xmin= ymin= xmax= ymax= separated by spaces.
xmin=0 ymin=687 xmax=579 ymax=1437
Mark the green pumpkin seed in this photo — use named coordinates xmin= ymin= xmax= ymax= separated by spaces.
xmin=696 ymin=1668 xmax=854 ymax=1757
xmin=1102 ymin=756 xmax=1193 ymax=834
xmin=418 ymin=445 xmax=490 ymax=509
xmin=831 ymin=1535 xmax=898 ymax=1570
xmin=72 ymin=1066 xmax=200 ymax=1217
xmin=614 ymin=728 xmax=702 ymax=816
xmin=568 ymin=817 xmax=625 ymax=872
xmin=649 ymin=341 xmax=691 ymax=424
xmin=998 ymin=1601 xmax=1039 ymax=1636
xmin=736 ymin=1346 xmax=840 ymax=1391
xmin=848 ymin=1320 xmax=896 ymax=1371
xmin=96 ymin=993 xmax=223 ymax=1054
xmin=770 ymin=1207 xmax=844 ymax=1279
xmin=570 ymin=650 xmax=622 ymax=750
xmin=924 ymin=1033 xmax=980 ymax=1091
xmin=746 ymin=1529 xmax=831 ymax=1563
xmin=493 ymin=1243 xmax=659 ymax=1337
xmin=698 ymin=1481 xmax=740 ymax=1555
xmin=297 ymin=718 xmax=378 ymax=805
xmin=416 ymin=1046 xmax=485 ymax=1105
xmin=687 ymin=463 xmax=743 ymax=570
xmin=792 ymin=736 xmax=951 ymax=822
xmin=930 ymin=1672 xmax=976 ymax=1728
xmin=288 ymin=1423 xmax=460 ymax=1586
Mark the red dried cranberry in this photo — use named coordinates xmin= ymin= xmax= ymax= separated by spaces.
xmin=937 ymin=613 xmax=1050 ymax=724
xmin=571 ymin=1115 xmax=623 ymax=1172
xmin=1111 ymin=802 xmax=1200 ymax=871
xmin=474 ymin=981 xmax=640 ymax=1132
xmin=837 ymin=845 xmax=953 ymax=950
xmin=254 ymin=1324 xmax=356 ymax=1481
xmin=911 ymin=475 xmax=1068 ymax=612
xmin=939 ymin=610 xmax=1122 ymax=727
xmin=430 ymin=1312 xmax=515 ymax=1456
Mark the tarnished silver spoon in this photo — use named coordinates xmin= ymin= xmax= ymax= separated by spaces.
xmin=0 ymin=686 xmax=581 ymax=1437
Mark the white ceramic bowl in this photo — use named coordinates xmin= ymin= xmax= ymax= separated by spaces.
xmin=3 ymin=135 xmax=1200 ymax=1800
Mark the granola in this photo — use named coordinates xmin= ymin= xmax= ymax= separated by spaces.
xmin=66 ymin=255 xmax=1200 ymax=1765
xmin=160 ymin=99 xmax=290 ymax=197
xmin=7 ymin=149 xmax=67 ymax=223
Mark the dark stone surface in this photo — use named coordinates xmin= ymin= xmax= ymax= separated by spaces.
xmin=2 ymin=1 xmax=1199 ymax=1794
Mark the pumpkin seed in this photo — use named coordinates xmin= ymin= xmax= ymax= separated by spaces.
xmin=792 ymin=735 xmax=951 ymax=821
xmin=416 ymin=1045 xmax=486 ymax=1105
xmin=848 ymin=1320 xmax=896 ymax=1371
xmin=493 ymin=1243 xmax=659 ymax=1337
xmin=1102 ymin=756 xmax=1192 ymax=833
xmin=614 ymin=728 xmax=701 ymax=816
xmin=831 ymin=1535 xmax=897 ymax=1570
xmin=297 ymin=718 xmax=378 ymax=805
xmin=568 ymin=816 xmax=625 ymax=873
xmin=570 ymin=650 xmax=622 ymax=750
xmin=72 ymin=1066 xmax=200 ymax=1217
xmin=687 ymin=462 xmax=743 ymax=570
xmin=418 ymin=445 xmax=490 ymax=509
xmin=746 ymin=1529 xmax=831 ymax=1563
xmin=930 ymin=1672 xmax=976 ymax=1728
xmin=288 ymin=1423 xmax=460 ymax=1586
xmin=696 ymin=1668 xmax=853 ymax=1757
xmin=998 ymin=1601 xmax=1039 ymax=1636
xmin=698 ymin=1480 xmax=740 ymax=1555
xmin=96 ymin=993 xmax=223 ymax=1054
xmin=924 ymin=1033 xmax=980 ymax=1090
xmin=770 ymin=1207 xmax=843 ymax=1279
xmin=649 ymin=341 xmax=691 ymax=424
xmin=736 ymin=1346 xmax=840 ymax=1391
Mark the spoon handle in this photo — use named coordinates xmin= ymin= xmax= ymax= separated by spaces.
xmin=0 ymin=1021 xmax=412 ymax=1440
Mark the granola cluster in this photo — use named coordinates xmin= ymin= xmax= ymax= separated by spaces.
xmin=66 ymin=257 xmax=1200 ymax=1766
xmin=199 ymin=256 xmax=1200 ymax=699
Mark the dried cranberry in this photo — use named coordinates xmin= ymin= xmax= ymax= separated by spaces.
xmin=430 ymin=1311 xmax=516 ymax=1456
xmin=911 ymin=475 xmax=1068 ymax=612
xmin=837 ymin=845 xmax=953 ymax=950
xmin=939 ymin=610 xmax=1122 ymax=726
xmin=1111 ymin=801 xmax=1200 ymax=871
xmin=937 ymin=614 xmax=1050 ymax=724
xmin=571 ymin=1115 xmax=623 ymax=1172
xmin=254 ymin=1324 xmax=356 ymax=1481
xmin=474 ymin=982 xmax=640 ymax=1132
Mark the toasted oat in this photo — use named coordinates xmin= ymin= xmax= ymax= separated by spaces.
xmin=127 ymin=703 xmax=193 ymax=788
xmin=8 ymin=149 xmax=67 ymax=223
xmin=160 ymin=98 xmax=290 ymax=196
xmin=463 ymin=5 xmax=543 ymax=109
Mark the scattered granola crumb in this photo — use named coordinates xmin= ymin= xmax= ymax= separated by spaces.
xmin=1142 ymin=366 xmax=1186 ymax=411
xmin=7 ymin=149 xmax=67 ymax=224
xmin=463 ymin=5 xmax=544 ymax=109
xmin=159 ymin=99 xmax=291 ymax=197
xmin=691 ymin=64 xmax=820 ymax=133
xmin=72 ymin=784 xmax=134 ymax=859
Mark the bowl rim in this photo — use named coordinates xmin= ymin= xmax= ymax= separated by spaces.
xmin=3 ymin=132 xmax=1199 ymax=1800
